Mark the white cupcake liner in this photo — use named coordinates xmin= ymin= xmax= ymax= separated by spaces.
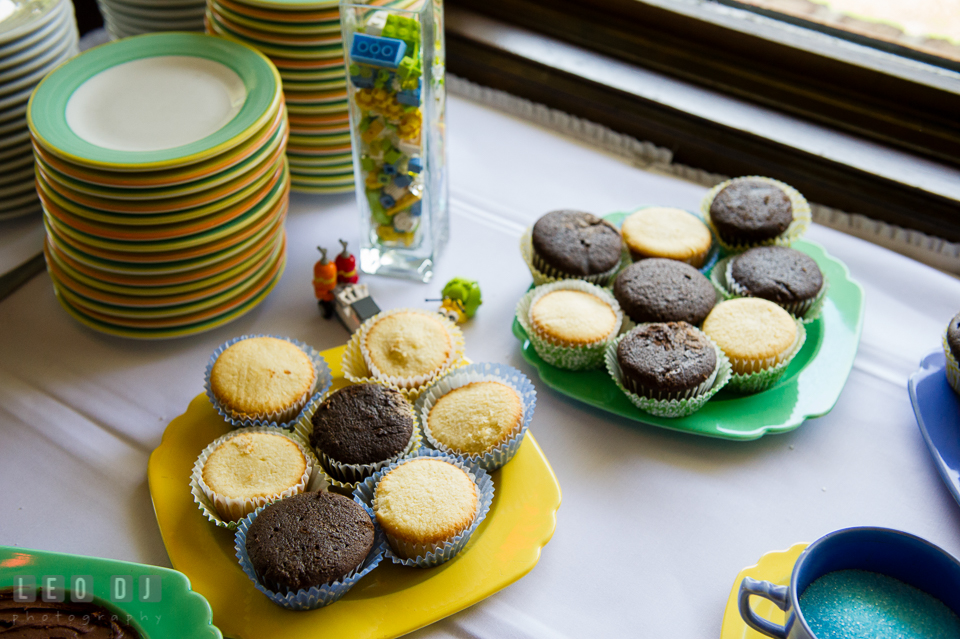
xmin=700 ymin=176 xmax=811 ymax=253
xmin=709 ymin=256 xmax=828 ymax=323
xmin=191 ymin=427 xmax=327 ymax=529
xmin=516 ymin=280 xmax=623 ymax=370
xmin=293 ymin=395 xmax=423 ymax=485
xmin=353 ymin=448 xmax=494 ymax=568
xmin=942 ymin=328 xmax=960 ymax=396
xmin=344 ymin=308 xmax=466 ymax=398
xmin=723 ymin=319 xmax=807 ymax=394
xmin=604 ymin=328 xmax=731 ymax=418
xmin=235 ymin=502 xmax=386 ymax=610
xmin=204 ymin=334 xmax=333 ymax=430
xmin=619 ymin=206 xmax=721 ymax=274
xmin=520 ymin=226 xmax=627 ymax=287
xmin=415 ymin=362 xmax=537 ymax=472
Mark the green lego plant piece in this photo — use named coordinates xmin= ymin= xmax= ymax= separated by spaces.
xmin=374 ymin=69 xmax=392 ymax=89
xmin=376 ymin=172 xmax=390 ymax=185
xmin=382 ymin=15 xmax=420 ymax=55
xmin=379 ymin=138 xmax=393 ymax=151
xmin=367 ymin=190 xmax=391 ymax=225
xmin=358 ymin=118 xmax=371 ymax=133
xmin=442 ymin=277 xmax=483 ymax=318
xmin=349 ymin=64 xmax=360 ymax=76
xmin=397 ymin=56 xmax=421 ymax=84
xmin=383 ymin=148 xmax=402 ymax=164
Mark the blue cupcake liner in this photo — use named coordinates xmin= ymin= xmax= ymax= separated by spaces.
xmin=204 ymin=334 xmax=333 ymax=430
xmin=415 ymin=362 xmax=536 ymax=472
xmin=353 ymin=448 xmax=495 ymax=568
xmin=234 ymin=502 xmax=386 ymax=610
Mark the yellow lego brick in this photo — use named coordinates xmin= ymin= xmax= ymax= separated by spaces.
xmin=385 ymin=192 xmax=422 ymax=216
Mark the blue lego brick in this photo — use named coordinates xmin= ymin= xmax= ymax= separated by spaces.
xmin=408 ymin=157 xmax=422 ymax=174
xmin=350 ymin=34 xmax=406 ymax=69
xmin=394 ymin=173 xmax=412 ymax=188
xmin=409 ymin=200 xmax=422 ymax=217
xmin=379 ymin=193 xmax=396 ymax=208
xmin=397 ymin=87 xmax=421 ymax=106
xmin=382 ymin=163 xmax=397 ymax=176
xmin=351 ymin=74 xmax=375 ymax=89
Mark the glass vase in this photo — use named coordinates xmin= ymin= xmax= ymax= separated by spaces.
xmin=340 ymin=0 xmax=448 ymax=283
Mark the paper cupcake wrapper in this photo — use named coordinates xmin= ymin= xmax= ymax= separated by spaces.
xmin=293 ymin=397 xmax=423 ymax=485
xmin=520 ymin=226 xmax=627 ymax=287
xmin=619 ymin=206 xmax=721 ymax=274
xmin=604 ymin=329 xmax=731 ymax=418
xmin=205 ymin=334 xmax=333 ymax=430
xmin=415 ymin=362 xmax=537 ymax=472
xmin=353 ymin=448 xmax=494 ymax=568
xmin=234 ymin=503 xmax=386 ymax=610
xmin=709 ymin=256 xmax=828 ymax=323
xmin=942 ymin=329 xmax=960 ymax=396
xmin=700 ymin=176 xmax=811 ymax=253
xmin=359 ymin=308 xmax=465 ymax=391
xmin=191 ymin=427 xmax=327 ymax=529
xmin=343 ymin=308 xmax=466 ymax=399
xmin=516 ymin=280 xmax=623 ymax=371
xmin=724 ymin=319 xmax=807 ymax=394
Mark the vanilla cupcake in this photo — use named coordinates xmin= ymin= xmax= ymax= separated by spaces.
xmin=193 ymin=428 xmax=315 ymax=524
xmin=207 ymin=335 xmax=328 ymax=427
xmin=701 ymin=298 xmax=806 ymax=393
xmin=516 ymin=280 xmax=622 ymax=370
xmin=416 ymin=362 xmax=537 ymax=471
xmin=621 ymin=207 xmax=713 ymax=268
xmin=350 ymin=308 xmax=464 ymax=395
xmin=428 ymin=382 xmax=521 ymax=455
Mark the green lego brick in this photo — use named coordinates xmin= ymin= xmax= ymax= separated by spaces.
xmin=366 ymin=190 xmax=391 ymax=224
xmin=383 ymin=148 xmax=402 ymax=164
xmin=382 ymin=15 xmax=420 ymax=54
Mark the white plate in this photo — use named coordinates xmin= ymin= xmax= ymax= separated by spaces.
xmin=0 ymin=95 xmax=27 ymax=124
xmin=0 ymin=174 xmax=35 ymax=198
xmin=0 ymin=137 xmax=30 ymax=160
xmin=0 ymin=188 xmax=38 ymax=211
xmin=0 ymin=40 xmax=74 ymax=98
xmin=0 ymin=146 xmax=32 ymax=170
xmin=0 ymin=0 xmax=61 ymax=45
xmin=101 ymin=9 xmax=203 ymax=30
xmin=0 ymin=163 xmax=33 ymax=185
xmin=0 ymin=124 xmax=28 ymax=148
xmin=0 ymin=199 xmax=40 ymax=219
xmin=0 ymin=0 xmax=67 ymax=59
xmin=101 ymin=0 xmax=204 ymax=20
xmin=0 ymin=11 xmax=71 ymax=73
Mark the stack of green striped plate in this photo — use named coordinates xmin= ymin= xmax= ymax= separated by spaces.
xmin=28 ymin=33 xmax=291 ymax=339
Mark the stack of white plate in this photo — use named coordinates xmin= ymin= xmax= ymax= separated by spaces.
xmin=28 ymin=33 xmax=290 ymax=339
xmin=98 ymin=0 xmax=205 ymax=40
xmin=0 ymin=0 xmax=78 ymax=220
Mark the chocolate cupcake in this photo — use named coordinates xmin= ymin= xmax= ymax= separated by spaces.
xmin=943 ymin=312 xmax=960 ymax=395
xmin=308 ymin=383 xmax=417 ymax=483
xmin=528 ymin=210 xmax=623 ymax=284
xmin=727 ymin=246 xmax=824 ymax=316
xmin=613 ymin=259 xmax=716 ymax=326
xmin=244 ymin=492 xmax=375 ymax=594
xmin=702 ymin=176 xmax=810 ymax=251
xmin=617 ymin=322 xmax=718 ymax=399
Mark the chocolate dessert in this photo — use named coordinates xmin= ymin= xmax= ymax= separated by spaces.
xmin=0 ymin=589 xmax=141 ymax=638
xmin=729 ymin=246 xmax=823 ymax=307
xmin=530 ymin=210 xmax=622 ymax=278
xmin=617 ymin=322 xmax=717 ymax=397
xmin=709 ymin=179 xmax=793 ymax=244
xmin=309 ymin=383 xmax=414 ymax=466
xmin=246 ymin=492 xmax=375 ymax=593
xmin=613 ymin=259 xmax=716 ymax=326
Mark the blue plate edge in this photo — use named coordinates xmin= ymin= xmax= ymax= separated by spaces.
xmin=908 ymin=350 xmax=960 ymax=510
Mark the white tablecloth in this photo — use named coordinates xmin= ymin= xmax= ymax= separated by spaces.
xmin=3 ymin=95 xmax=960 ymax=638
